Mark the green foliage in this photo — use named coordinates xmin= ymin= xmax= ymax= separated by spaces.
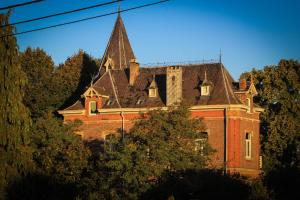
xmin=79 ymin=105 xmax=213 ymax=199
xmin=242 ymin=59 xmax=300 ymax=200
xmin=54 ymin=50 xmax=99 ymax=108
xmin=31 ymin=113 xmax=90 ymax=184
xmin=6 ymin=114 xmax=91 ymax=199
xmin=20 ymin=47 xmax=57 ymax=119
xmin=0 ymin=12 xmax=33 ymax=197
xmin=242 ymin=59 xmax=300 ymax=172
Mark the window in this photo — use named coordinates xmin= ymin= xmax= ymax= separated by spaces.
xmin=149 ymin=88 xmax=157 ymax=98
xmin=195 ymin=132 xmax=208 ymax=155
xmin=90 ymin=101 xmax=97 ymax=114
xmin=201 ymin=85 xmax=210 ymax=96
xmin=245 ymin=133 xmax=252 ymax=159
xmin=246 ymin=98 xmax=251 ymax=112
xmin=172 ymin=75 xmax=176 ymax=85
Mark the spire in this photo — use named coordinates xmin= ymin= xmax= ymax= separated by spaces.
xmin=118 ymin=0 xmax=120 ymax=16
xmin=100 ymin=5 xmax=135 ymax=70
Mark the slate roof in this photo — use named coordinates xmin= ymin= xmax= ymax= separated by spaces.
xmin=100 ymin=14 xmax=135 ymax=70
xmin=64 ymin=63 xmax=241 ymax=111
xmin=62 ymin=14 xmax=242 ymax=111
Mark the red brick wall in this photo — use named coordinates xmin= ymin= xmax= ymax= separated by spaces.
xmin=63 ymin=107 xmax=261 ymax=177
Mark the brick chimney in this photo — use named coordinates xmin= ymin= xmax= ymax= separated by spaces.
xmin=129 ymin=59 xmax=139 ymax=85
xmin=239 ymin=78 xmax=247 ymax=90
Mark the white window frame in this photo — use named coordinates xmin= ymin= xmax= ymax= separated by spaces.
xmin=245 ymin=132 xmax=252 ymax=159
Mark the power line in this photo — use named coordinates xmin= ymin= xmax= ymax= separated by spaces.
xmin=0 ymin=0 xmax=43 ymax=11
xmin=0 ymin=0 xmax=170 ymax=38
xmin=1 ymin=0 xmax=123 ymax=28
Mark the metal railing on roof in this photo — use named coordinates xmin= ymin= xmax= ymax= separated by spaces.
xmin=140 ymin=59 xmax=219 ymax=67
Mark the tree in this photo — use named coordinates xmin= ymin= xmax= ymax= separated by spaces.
xmin=31 ymin=113 xmax=90 ymax=184
xmin=80 ymin=105 xmax=213 ymax=199
xmin=242 ymin=59 xmax=300 ymax=200
xmin=20 ymin=47 xmax=57 ymax=119
xmin=0 ymin=12 xmax=33 ymax=197
xmin=54 ymin=50 xmax=99 ymax=109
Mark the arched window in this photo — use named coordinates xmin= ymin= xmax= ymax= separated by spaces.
xmin=90 ymin=101 xmax=97 ymax=115
xmin=245 ymin=133 xmax=252 ymax=159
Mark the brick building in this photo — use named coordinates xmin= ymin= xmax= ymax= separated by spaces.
xmin=59 ymin=13 xmax=263 ymax=176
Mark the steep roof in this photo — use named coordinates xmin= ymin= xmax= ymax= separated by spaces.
xmin=100 ymin=14 xmax=135 ymax=70
xmin=63 ymin=63 xmax=241 ymax=111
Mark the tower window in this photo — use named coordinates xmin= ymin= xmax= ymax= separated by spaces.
xmin=90 ymin=101 xmax=97 ymax=114
xmin=245 ymin=133 xmax=252 ymax=159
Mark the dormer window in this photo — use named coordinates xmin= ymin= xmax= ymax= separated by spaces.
xmin=149 ymin=88 xmax=157 ymax=98
xmin=200 ymin=71 xmax=212 ymax=97
xmin=148 ymin=75 xmax=158 ymax=98
xmin=201 ymin=85 xmax=210 ymax=96
xmin=90 ymin=101 xmax=97 ymax=115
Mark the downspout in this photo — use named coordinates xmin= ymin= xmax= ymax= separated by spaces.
xmin=121 ymin=111 xmax=125 ymax=140
xmin=224 ymin=107 xmax=228 ymax=175
xmin=108 ymin=70 xmax=125 ymax=140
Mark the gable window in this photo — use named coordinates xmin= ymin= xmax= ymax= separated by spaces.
xmin=90 ymin=101 xmax=97 ymax=115
xmin=245 ymin=132 xmax=252 ymax=159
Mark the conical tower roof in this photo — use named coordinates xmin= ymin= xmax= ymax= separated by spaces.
xmin=101 ymin=14 xmax=135 ymax=70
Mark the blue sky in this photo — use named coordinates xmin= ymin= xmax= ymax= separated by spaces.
xmin=1 ymin=0 xmax=299 ymax=80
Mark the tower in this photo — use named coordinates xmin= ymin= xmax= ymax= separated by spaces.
xmin=166 ymin=66 xmax=182 ymax=106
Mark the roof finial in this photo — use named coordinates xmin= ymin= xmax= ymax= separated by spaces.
xmin=250 ymin=71 xmax=254 ymax=84
xmin=118 ymin=0 xmax=120 ymax=16
xmin=204 ymin=70 xmax=207 ymax=81
xmin=219 ymin=49 xmax=222 ymax=64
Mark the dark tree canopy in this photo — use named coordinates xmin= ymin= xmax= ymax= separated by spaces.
xmin=79 ymin=105 xmax=214 ymax=199
xmin=241 ymin=59 xmax=300 ymax=200
xmin=20 ymin=47 xmax=56 ymax=119
xmin=54 ymin=50 xmax=99 ymax=109
xmin=0 ymin=13 xmax=33 ymax=197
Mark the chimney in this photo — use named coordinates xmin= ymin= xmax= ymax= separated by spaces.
xmin=129 ymin=59 xmax=139 ymax=85
xmin=166 ymin=66 xmax=182 ymax=106
xmin=239 ymin=78 xmax=247 ymax=90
